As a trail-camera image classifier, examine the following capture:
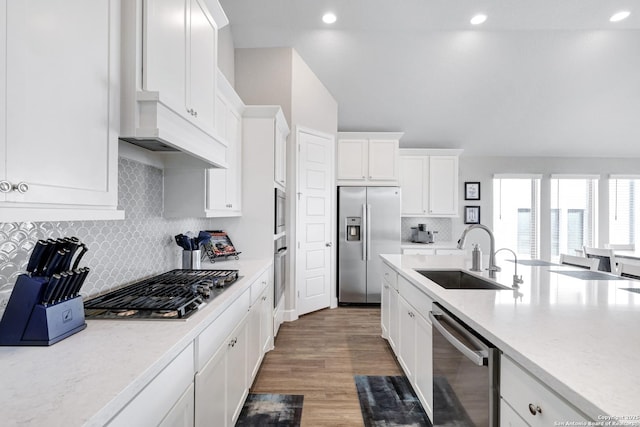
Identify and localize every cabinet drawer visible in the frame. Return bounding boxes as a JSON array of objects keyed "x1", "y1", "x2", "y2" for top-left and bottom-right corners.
[
  {"x1": 382, "y1": 263, "x2": 398, "y2": 290},
  {"x1": 398, "y1": 276, "x2": 433, "y2": 321},
  {"x1": 501, "y1": 356, "x2": 589, "y2": 426},
  {"x1": 250, "y1": 269, "x2": 270, "y2": 305},
  {"x1": 197, "y1": 287, "x2": 250, "y2": 371},
  {"x1": 500, "y1": 399, "x2": 529, "y2": 427},
  {"x1": 108, "y1": 343, "x2": 195, "y2": 427}
]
